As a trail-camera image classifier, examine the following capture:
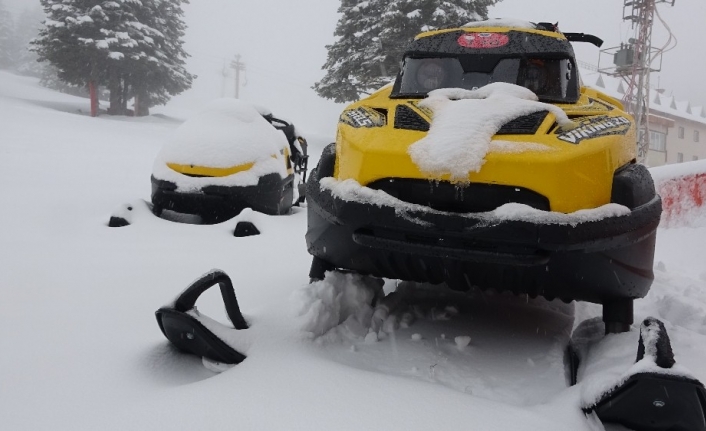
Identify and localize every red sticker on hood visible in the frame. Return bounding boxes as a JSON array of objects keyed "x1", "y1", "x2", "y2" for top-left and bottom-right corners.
[{"x1": 458, "y1": 33, "x2": 510, "y2": 49}]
